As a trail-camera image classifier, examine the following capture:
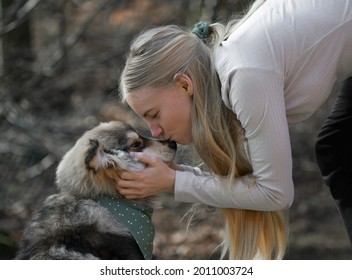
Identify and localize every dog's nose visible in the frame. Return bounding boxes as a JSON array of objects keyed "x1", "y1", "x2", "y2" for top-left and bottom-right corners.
[{"x1": 168, "y1": 141, "x2": 177, "y2": 151}]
